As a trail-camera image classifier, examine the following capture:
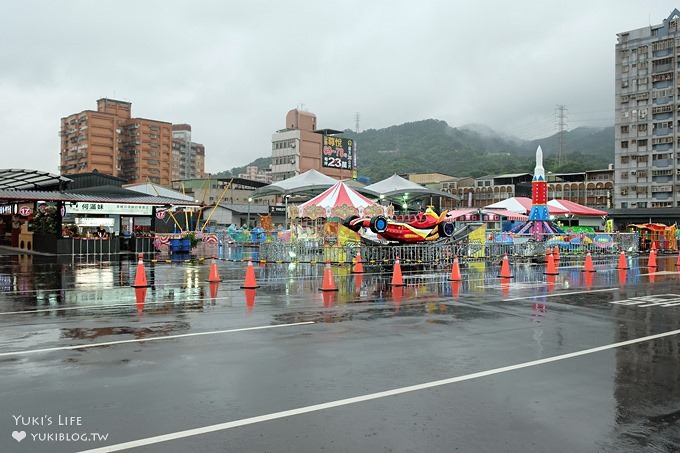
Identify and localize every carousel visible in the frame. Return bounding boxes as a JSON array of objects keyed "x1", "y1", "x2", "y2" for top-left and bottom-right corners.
[{"x1": 287, "y1": 181, "x2": 393, "y2": 245}]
